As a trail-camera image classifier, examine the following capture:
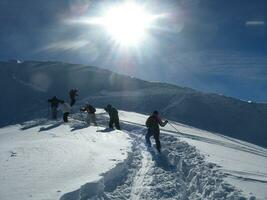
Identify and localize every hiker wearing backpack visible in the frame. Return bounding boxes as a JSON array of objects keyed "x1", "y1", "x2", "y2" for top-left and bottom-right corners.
[
  {"x1": 145, "y1": 111, "x2": 168, "y2": 153},
  {"x1": 80, "y1": 104, "x2": 97, "y2": 126},
  {"x1": 47, "y1": 96, "x2": 64, "y2": 119},
  {"x1": 59, "y1": 101, "x2": 71, "y2": 122},
  {"x1": 69, "y1": 88, "x2": 78, "y2": 107},
  {"x1": 104, "y1": 104, "x2": 121, "y2": 130}
]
